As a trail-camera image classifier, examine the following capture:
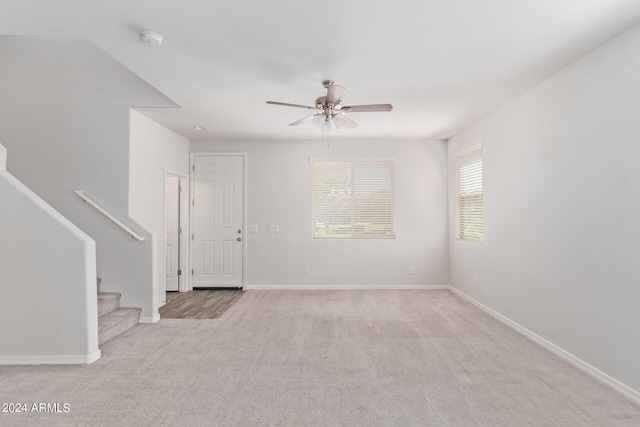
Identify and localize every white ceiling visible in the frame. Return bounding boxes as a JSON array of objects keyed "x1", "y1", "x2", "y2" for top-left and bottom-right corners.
[{"x1": 2, "y1": 0, "x2": 640, "y2": 141}]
